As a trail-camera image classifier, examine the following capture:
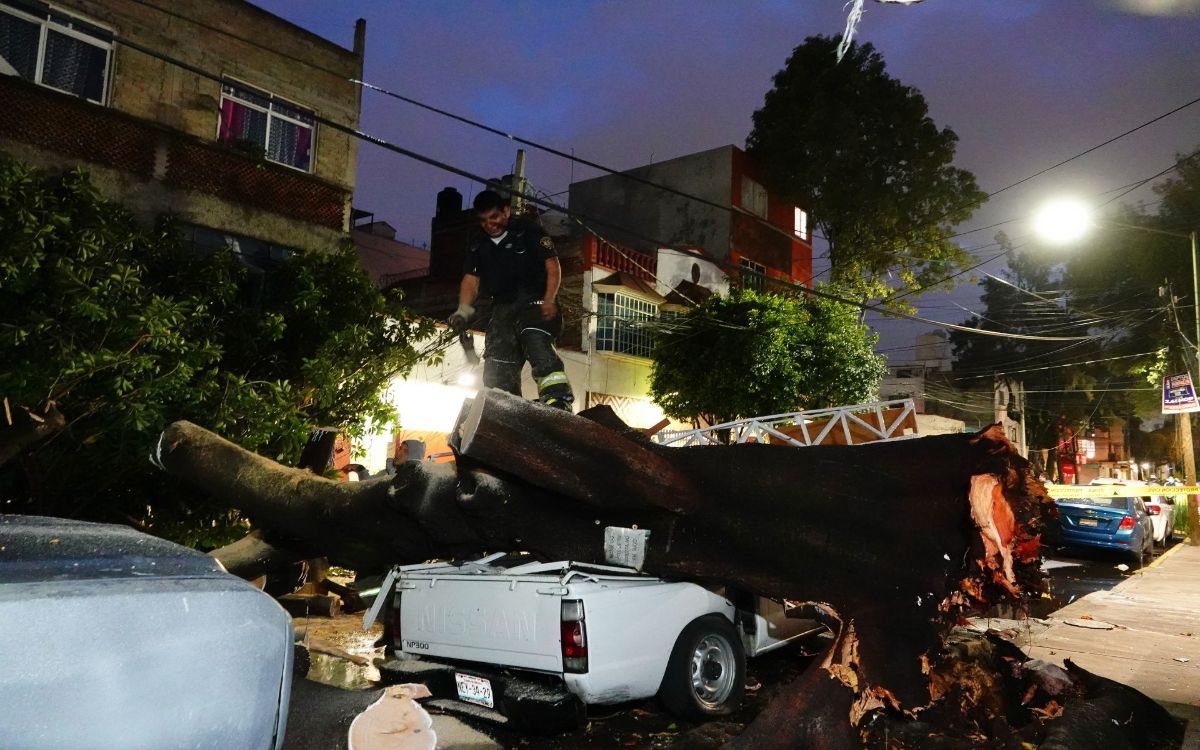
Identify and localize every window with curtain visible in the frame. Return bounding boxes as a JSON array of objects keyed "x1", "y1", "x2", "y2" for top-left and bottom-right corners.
[
  {"x1": 0, "y1": 1, "x2": 111, "y2": 104},
  {"x1": 219, "y1": 81, "x2": 315, "y2": 172},
  {"x1": 596, "y1": 292, "x2": 658, "y2": 358}
]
